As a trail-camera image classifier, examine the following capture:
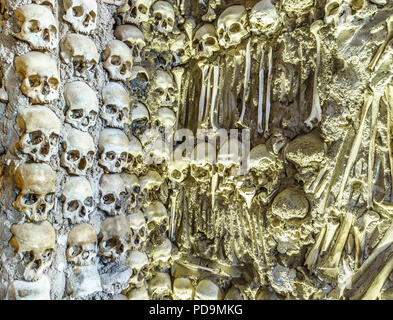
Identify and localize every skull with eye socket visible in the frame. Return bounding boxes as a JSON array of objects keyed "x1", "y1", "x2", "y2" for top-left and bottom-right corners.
[
  {"x1": 144, "y1": 200, "x2": 169, "y2": 235},
  {"x1": 153, "y1": 70, "x2": 176, "y2": 107},
  {"x1": 101, "y1": 82, "x2": 130, "y2": 129},
  {"x1": 152, "y1": 1, "x2": 175, "y2": 35},
  {"x1": 99, "y1": 174, "x2": 129, "y2": 216},
  {"x1": 66, "y1": 224, "x2": 97, "y2": 266},
  {"x1": 217, "y1": 5, "x2": 249, "y2": 49},
  {"x1": 130, "y1": 101, "x2": 151, "y2": 137},
  {"x1": 117, "y1": 0, "x2": 154, "y2": 25},
  {"x1": 170, "y1": 33, "x2": 191, "y2": 66}
]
